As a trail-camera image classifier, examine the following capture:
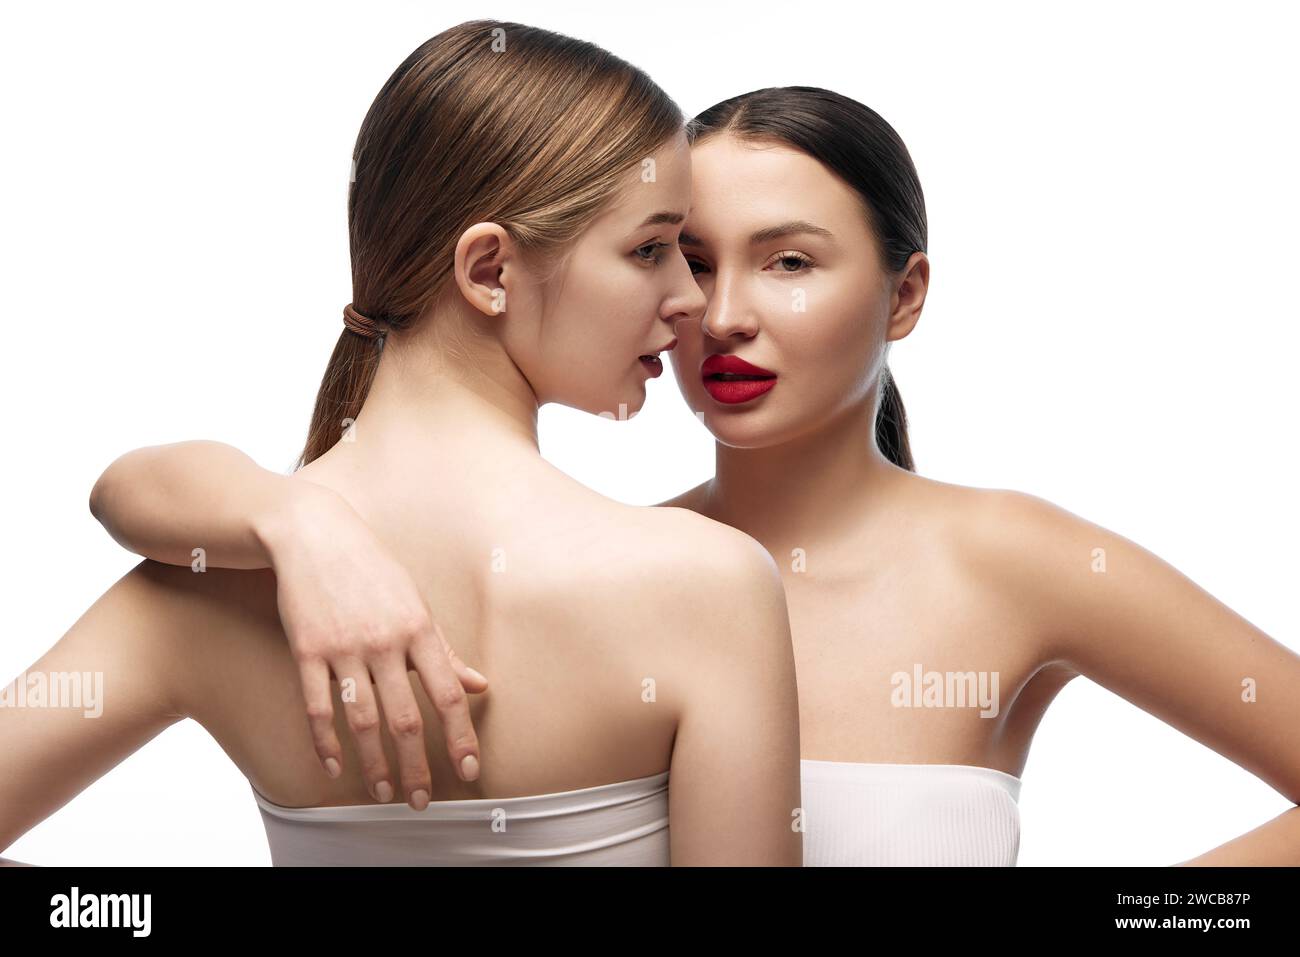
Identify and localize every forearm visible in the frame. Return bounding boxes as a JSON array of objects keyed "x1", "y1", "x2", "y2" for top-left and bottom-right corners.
[
  {"x1": 88, "y1": 440, "x2": 330, "y2": 569},
  {"x1": 1175, "y1": 804, "x2": 1300, "y2": 866}
]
